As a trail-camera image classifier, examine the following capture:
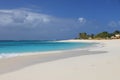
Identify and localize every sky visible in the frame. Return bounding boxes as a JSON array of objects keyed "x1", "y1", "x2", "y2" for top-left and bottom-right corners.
[{"x1": 0, "y1": 0, "x2": 120, "y2": 40}]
